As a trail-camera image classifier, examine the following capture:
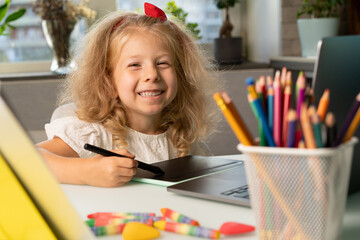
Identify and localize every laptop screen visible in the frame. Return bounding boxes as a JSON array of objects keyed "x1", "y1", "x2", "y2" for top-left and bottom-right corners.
[{"x1": 312, "y1": 35, "x2": 360, "y2": 194}]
